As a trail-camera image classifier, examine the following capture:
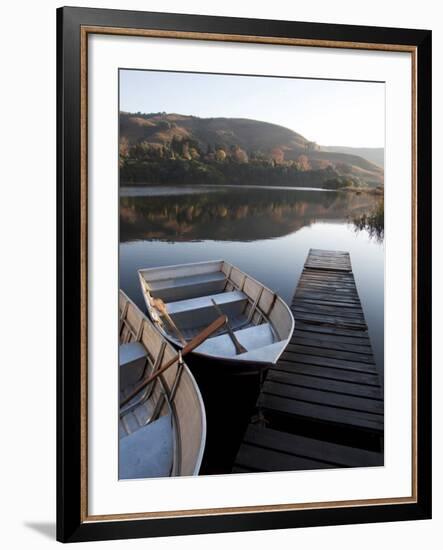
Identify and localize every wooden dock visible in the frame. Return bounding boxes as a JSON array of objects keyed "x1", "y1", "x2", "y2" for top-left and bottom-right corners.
[{"x1": 233, "y1": 249, "x2": 384, "y2": 473}]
